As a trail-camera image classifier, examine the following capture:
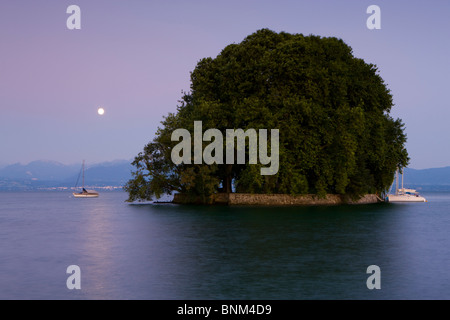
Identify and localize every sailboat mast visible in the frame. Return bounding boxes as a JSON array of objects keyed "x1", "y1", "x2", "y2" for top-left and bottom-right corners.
[
  {"x1": 82, "y1": 160, "x2": 85, "y2": 189},
  {"x1": 396, "y1": 169, "x2": 399, "y2": 195},
  {"x1": 402, "y1": 169, "x2": 404, "y2": 191}
]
